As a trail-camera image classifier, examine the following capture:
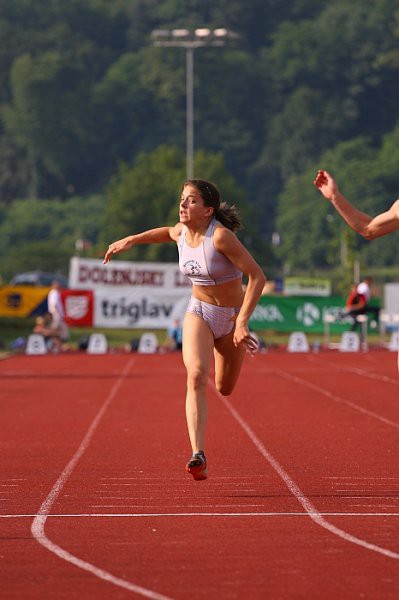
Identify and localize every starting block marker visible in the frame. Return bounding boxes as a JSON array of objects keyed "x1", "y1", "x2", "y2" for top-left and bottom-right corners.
[
  {"x1": 25, "y1": 334, "x2": 47, "y2": 355},
  {"x1": 87, "y1": 333, "x2": 108, "y2": 354},
  {"x1": 288, "y1": 332, "x2": 309, "y2": 353},
  {"x1": 138, "y1": 333, "x2": 158, "y2": 354},
  {"x1": 339, "y1": 331, "x2": 360, "y2": 352}
]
